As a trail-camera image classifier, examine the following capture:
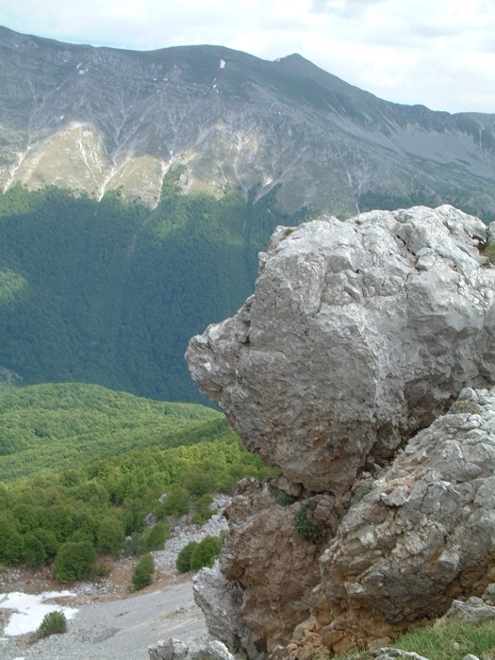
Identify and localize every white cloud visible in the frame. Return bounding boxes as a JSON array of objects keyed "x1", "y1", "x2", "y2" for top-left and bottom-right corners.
[{"x1": 0, "y1": 0, "x2": 494, "y2": 113}]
